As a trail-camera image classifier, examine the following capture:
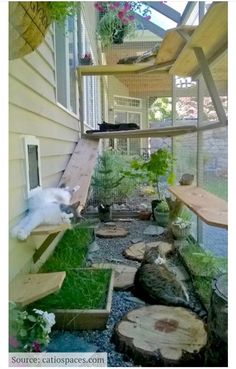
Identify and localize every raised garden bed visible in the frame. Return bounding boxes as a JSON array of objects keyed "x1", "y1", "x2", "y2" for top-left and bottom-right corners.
[{"x1": 30, "y1": 268, "x2": 114, "y2": 330}]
